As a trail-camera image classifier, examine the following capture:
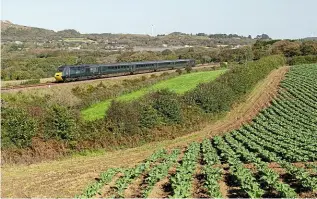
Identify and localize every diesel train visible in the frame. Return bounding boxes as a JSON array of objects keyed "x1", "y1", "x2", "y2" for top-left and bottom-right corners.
[{"x1": 54, "y1": 59, "x2": 195, "y2": 82}]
